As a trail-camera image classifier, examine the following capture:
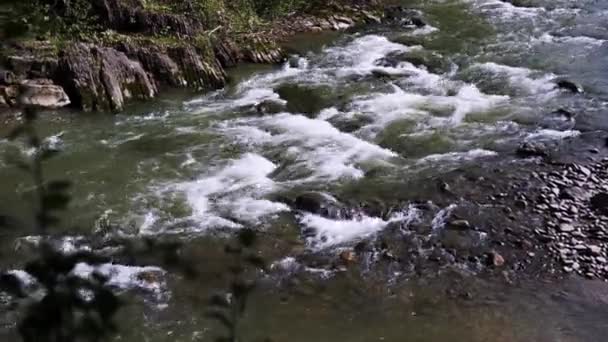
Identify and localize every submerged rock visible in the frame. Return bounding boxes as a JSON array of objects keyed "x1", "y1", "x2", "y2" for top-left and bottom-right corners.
[
  {"x1": 552, "y1": 108, "x2": 577, "y2": 119},
  {"x1": 556, "y1": 80, "x2": 584, "y2": 94},
  {"x1": 384, "y1": 6, "x2": 427, "y2": 28},
  {"x1": 293, "y1": 192, "x2": 347, "y2": 219},
  {"x1": 275, "y1": 84, "x2": 334, "y2": 117},
  {"x1": 255, "y1": 99, "x2": 286, "y2": 115},
  {"x1": 590, "y1": 193, "x2": 608, "y2": 214}
]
